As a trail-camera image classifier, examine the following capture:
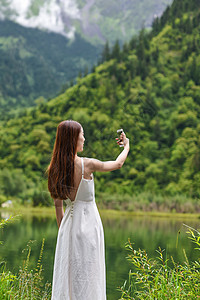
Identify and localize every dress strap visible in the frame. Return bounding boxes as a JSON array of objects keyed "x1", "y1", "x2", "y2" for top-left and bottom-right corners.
[{"x1": 81, "y1": 157, "x2": 84, "y2": 178}]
